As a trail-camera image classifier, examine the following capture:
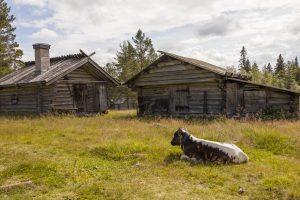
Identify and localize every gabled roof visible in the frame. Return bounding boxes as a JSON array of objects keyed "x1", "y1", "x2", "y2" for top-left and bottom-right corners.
[
  {"x1": 0, "y1": 52, "x2": 119, "y2": 87},
  {"x1": 124, "y1": 51, "x2": 300, "y2": 95},
  {"x1": 227, "y1": 77, "x2": 300, "y2": 94},
  {"x1": 159, "y1": 51, "x2": 228, "y2": 75},
  {"x1": 125, "y1": 51, "x2": 247, "y2": 85}
]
